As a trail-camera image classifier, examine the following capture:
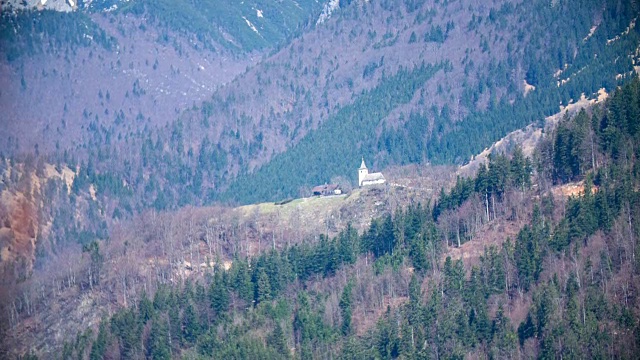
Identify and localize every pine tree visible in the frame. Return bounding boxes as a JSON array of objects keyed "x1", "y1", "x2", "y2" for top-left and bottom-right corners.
[
  {"x1": 339, "y1": 282, "x2": 354, "y2": 335},
  {"x1": 337, "y1": 223, "x2": 358, "y2": 265},
  {"x1": 138, "y1": 291, "x2": 153, "y2": 324},
  {"x1": 182, "y1": 302, "x2": 200, "y2": 344},
  {"x1": 256, "y1": 269, "x2": 272, "y2": 304},
  {"x1": 232, "y1": 258, "x2": 254, "y2": 303},
  {"x1": 89, "y1": 321, "x2": 108, "y2": 360},
  {"x1": 167, "y1": 297, "x2": 182, "y2": 350},
  {"x1": 376, "y1": 316, "x2": 400, "y2": 359},
  {"x1": 267, "y1": 322, "x2": 289, "y2": 357},
  {"x1": 153, "y1": 286, "x2": 170, "y2": 312},
  {"x1": 510, "y1": 145, "x2": 531, "y2": 191},
  {"x1": 517, "y1": 313, "x2": 535, "y2": 346},
  {"x1": 148, "y1": 316, "x2": 171, "y2": 360},
  {"x1": 444, "y1": 257, "x2": 465, "y2": 298},
  {"x1": 209, "y1": 270, "x2": 230, "y2": 315},
  {"x1": 110, "y1": 308, "x2": 141, "y2": 358}
]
